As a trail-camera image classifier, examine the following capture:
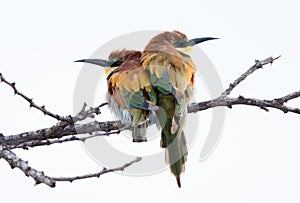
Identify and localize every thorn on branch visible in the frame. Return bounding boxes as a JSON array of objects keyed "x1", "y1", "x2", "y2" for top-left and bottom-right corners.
[
  {"x1": 11, "y1": 82, "x2": 17, "y2": 94},
  {"x1": 238, "y1": 95, "x2": 245, "y2": 100},
  {"x1": 259, "y1": 105, "x2": 269, "y2": 112},
  {"x1": 101, "y1": 168, "x2": 107, "y2": 175},
  {"x1": 270, "y1": 56, "x2": 281, "y2": 65},
  {"x1": 29, "y1": 99, "x2": 34, "y2": 108},
  {"x1": 94, "y1": 108, "x2": 101, "y2": 115},
  {"x1": 282, "y1": 108, "x2": 288, "y2": 114},
  {"x1": 80, "y1": 103, "x2": 87, "y2": 114},
  {"x1": 35, "y1": 181, "x2": 41, "y2": 186}
]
